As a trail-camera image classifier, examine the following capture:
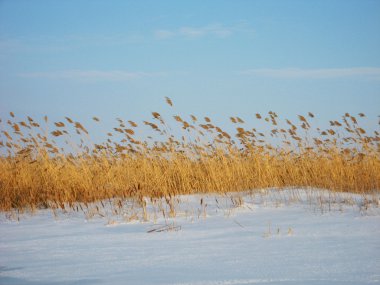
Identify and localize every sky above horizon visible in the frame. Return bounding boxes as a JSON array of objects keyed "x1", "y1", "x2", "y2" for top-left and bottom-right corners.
[{"x1": 0, "y1": 0, "x2": 379, "y2": 136}]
